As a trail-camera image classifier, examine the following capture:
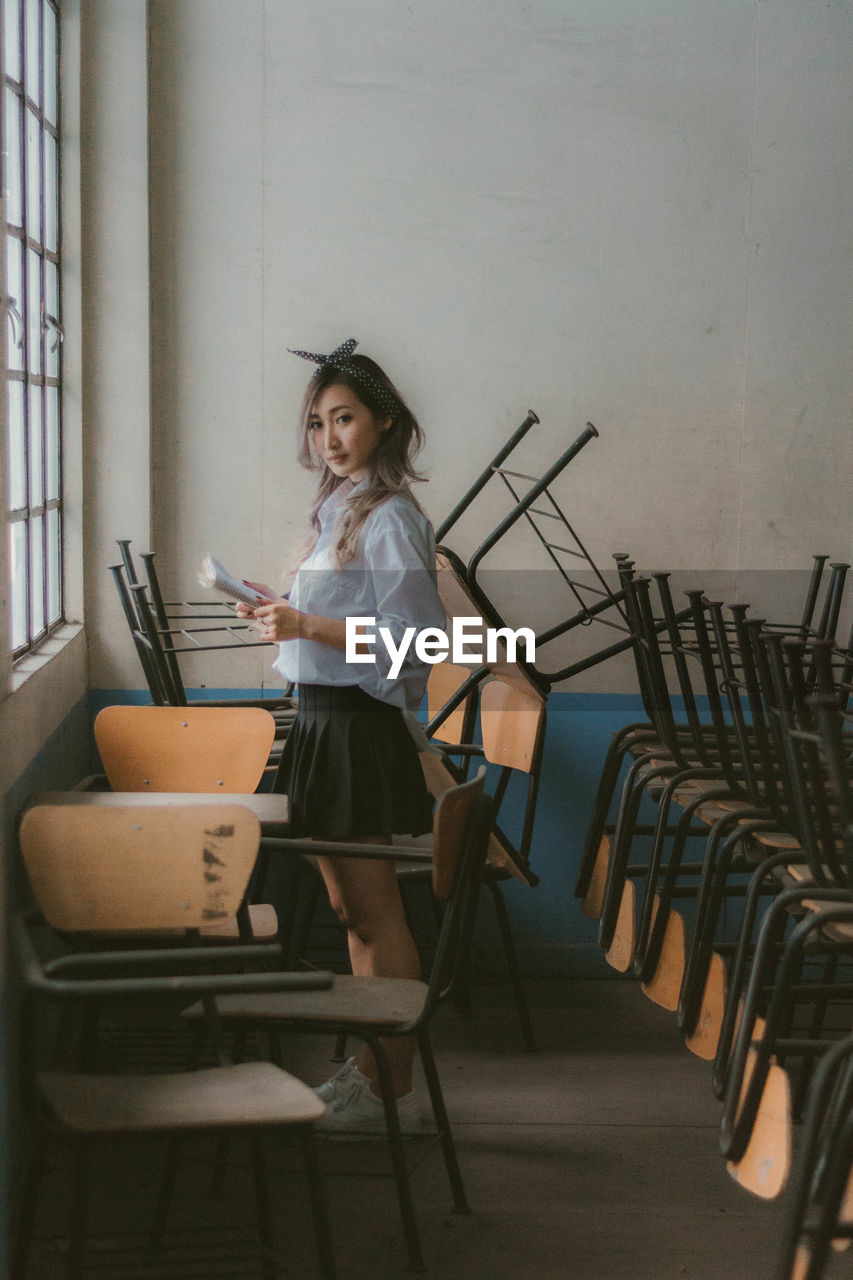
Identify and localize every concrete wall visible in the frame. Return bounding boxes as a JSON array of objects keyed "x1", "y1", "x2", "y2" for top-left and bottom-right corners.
[{"x1": 128, "y1": 0, "x2": 853, "y2": 704}]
